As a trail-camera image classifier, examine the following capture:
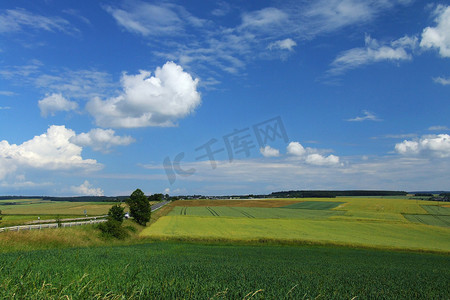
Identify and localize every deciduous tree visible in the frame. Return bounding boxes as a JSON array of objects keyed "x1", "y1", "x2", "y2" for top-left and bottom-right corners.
[{"x1": 126, "y1": 189, "x2": 151, "y2": 226}]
